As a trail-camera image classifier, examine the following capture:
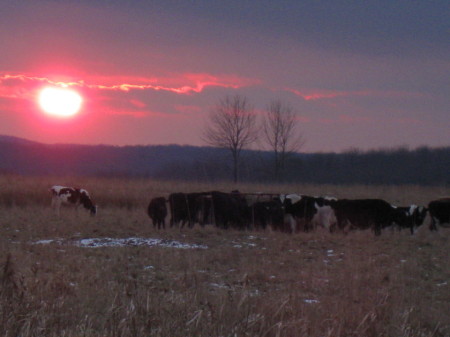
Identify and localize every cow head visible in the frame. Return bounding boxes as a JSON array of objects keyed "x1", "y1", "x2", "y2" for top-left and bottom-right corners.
[
  {"x1": 79, "y1": 190, "x2": 97, "y2": 216},
  {"x1": 90, "y1": 205, "x2": 98, "y2": 216}
]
